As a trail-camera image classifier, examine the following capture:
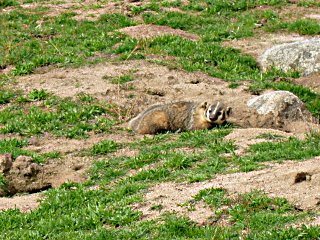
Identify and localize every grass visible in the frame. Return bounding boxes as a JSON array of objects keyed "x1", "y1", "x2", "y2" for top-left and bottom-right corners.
[
  {"x1": 0, "y1": 128, "x2": 320, "y2": 238},
  {"x1": 1, "y1": 11, "x2": 135, "y2": 75},
  {"x1": 0, "y1": 0, "x2": 18, "y2": 8},
  {"x1": 298, "y1": 0, "x2": 320, "y2": 7},
  {"x1": 0, "y1": 89, "x2": 15, "y2": 104},
  {"x1": 194, "y1": 188, "x2": 306, "y2": 238},
  {"x1": 0, "y1": 138, "x2": 60, "y2": 163},
  {"x1": 267, "y1": 18, "x2": 320, "y2": 35},
  {"x1": 0, "y1": 89, "x2": 117, "y2": 138},
  {"x1": 110, "y1": 74, "x2": 134, "y2": 84},
  {"x1": 91, "y1": 140, "x2": 119, "y2": 155},
  {"x1": 237, "y1": 132, "x2": 320, "y2": 171}
]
